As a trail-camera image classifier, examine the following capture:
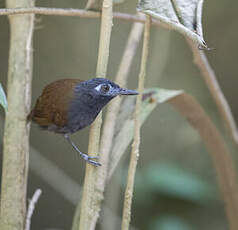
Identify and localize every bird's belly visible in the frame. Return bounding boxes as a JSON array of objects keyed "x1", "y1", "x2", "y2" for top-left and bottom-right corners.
[
  {"x1": 66, "y1": 112, "x2": 98, "y2": 134},
  {"x1": 41, "y1": 122, "x2": 86, "y2": 134},
  {"x1": 40, "y1": 124, "x2": 72, "y2": 134}
]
